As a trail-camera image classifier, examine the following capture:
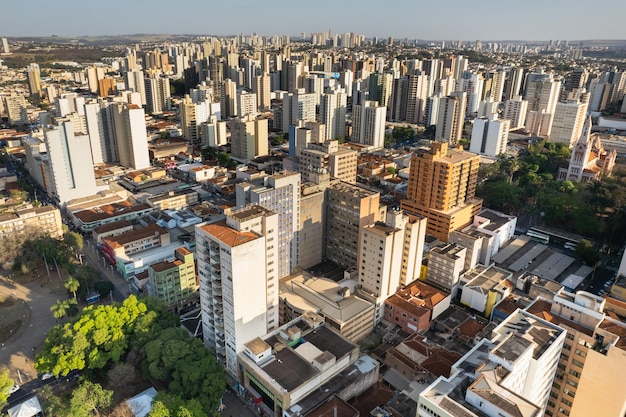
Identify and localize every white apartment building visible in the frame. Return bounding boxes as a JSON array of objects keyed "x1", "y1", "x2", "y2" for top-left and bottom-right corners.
[
  {"x1": 524, "y1": 70, "x2": 562, "y2": 137},
  {"x1": 504, "y1": 95, "x2": 528, "y2": 129},
  {"x1": 436, "y1": 92, "x2": 467, "y2": 145},
  {"x1": 319, "y1": 90, "x2": 347, "y2": 141},
  {"x1": 196, "y1": 205, "x2": 279, "y2": 378},
  {"x1": 237, "y1": 90, "x2": 258, "y2": 118},
  {"x1": 236, "y1": 171, "x2": 300, "y2": 278},
  {"x1": 550, "y1": 99, "x2": 589, "y2": 148},
  {"x1": 352, "y1": 100, "x2": 386, "y2": 149},
  {"x1": 470, "y1": 115, "x2": 510, "y2": 158},
  {"x1": 111, "y1": 103, "x2": 151, "y2": 170},
  {"x1": 44, "y1": 121, "x2": 99, "y2": 204}
]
